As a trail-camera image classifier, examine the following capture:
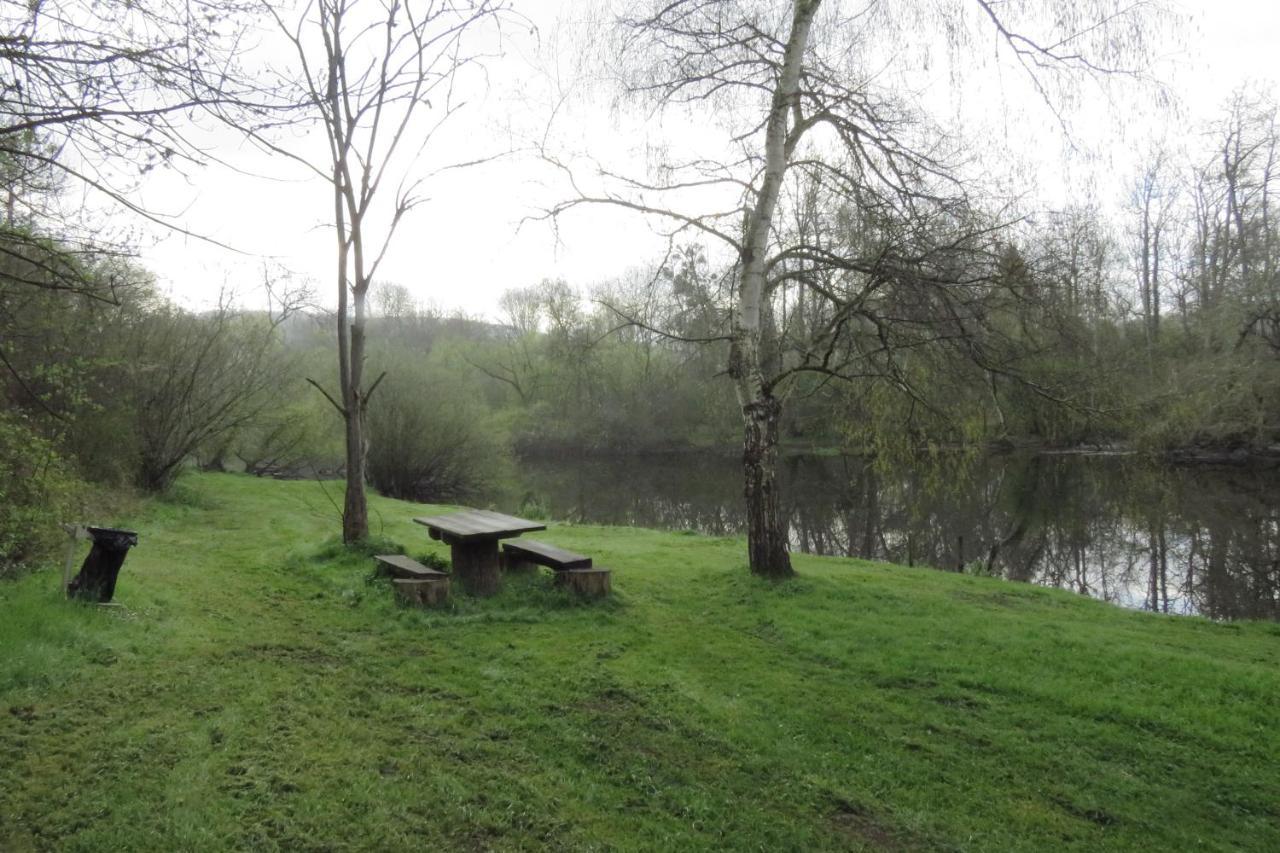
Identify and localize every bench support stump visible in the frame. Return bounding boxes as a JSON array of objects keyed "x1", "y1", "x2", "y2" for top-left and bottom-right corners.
[
  {"x1": 555, "y1": 568, "x2": 611, "y2": 598},
  {"x1": 450, "y1": 541, "x2": 501, "y2": 597},
  {"x1": 393, "y1": 578, "x2": 451, "y2": 607}
]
